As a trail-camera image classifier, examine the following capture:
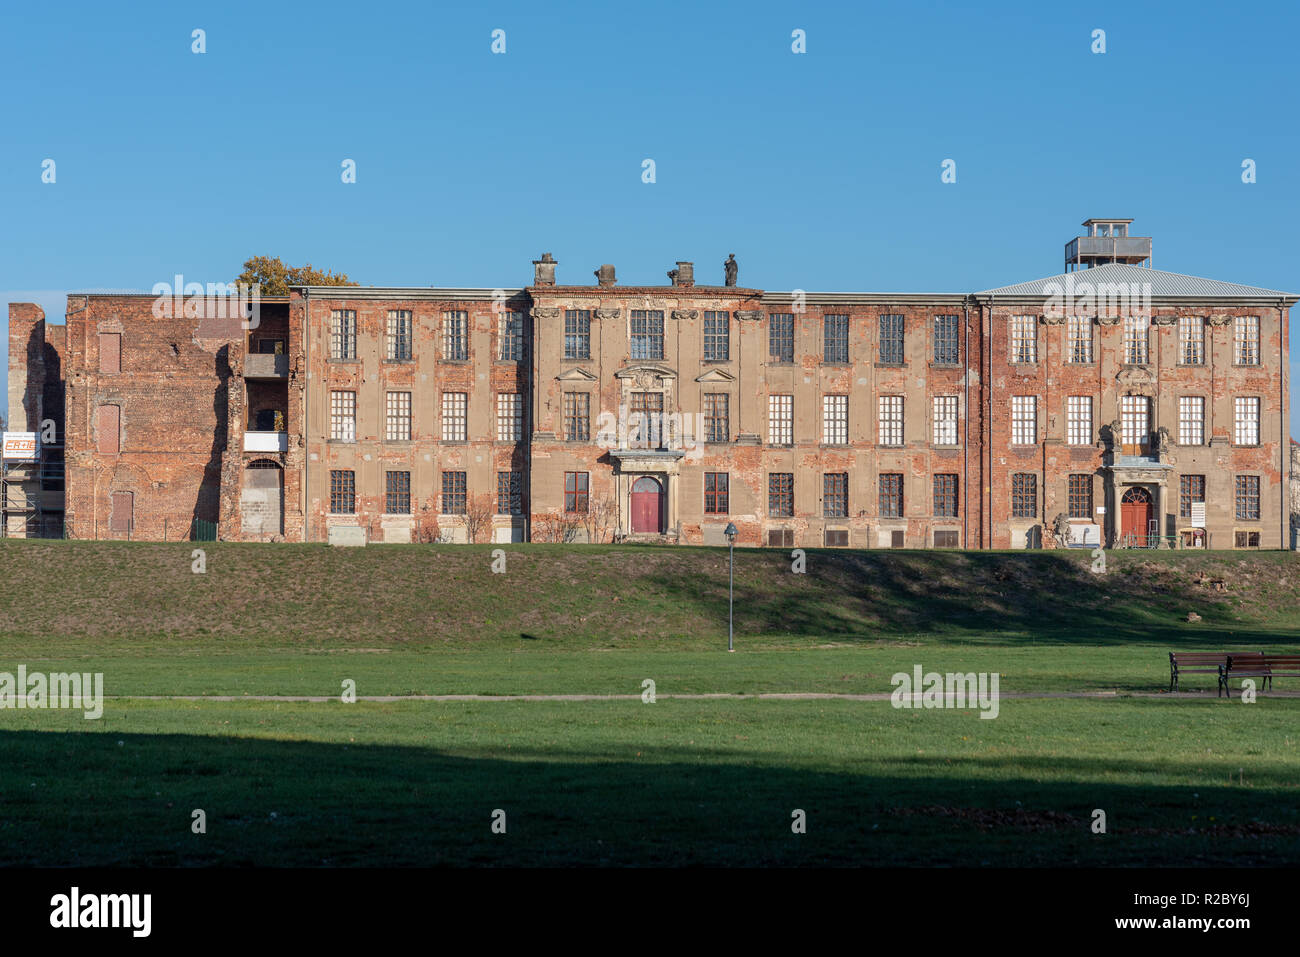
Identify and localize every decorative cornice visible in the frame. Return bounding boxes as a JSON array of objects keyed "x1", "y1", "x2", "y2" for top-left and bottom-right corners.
[
  {"x1": 735, "y1": 310, "x2": 763, "y2": 321},
  {"x1": 1095, "y1": 314, "x2": 1122, "y2": 326},
  {"x1": 530, "y1": 307, "x2": 560, "y2": 320},
  {"x1": 594, "y1": 308, "x2": 621, "y2": 320},
  {"x1": 1206, "y1": 313, "x2": 1232, "y2": 326},
  {"x1": 671, "y1": 310, "x2": 698, "y2": 321},
  {"x1": 1038, "y1": 314, "x2": 1066, "y2": 325},
  {"x1": 1150, "y1": 315, "x2": 1179, "y2": 326}
]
